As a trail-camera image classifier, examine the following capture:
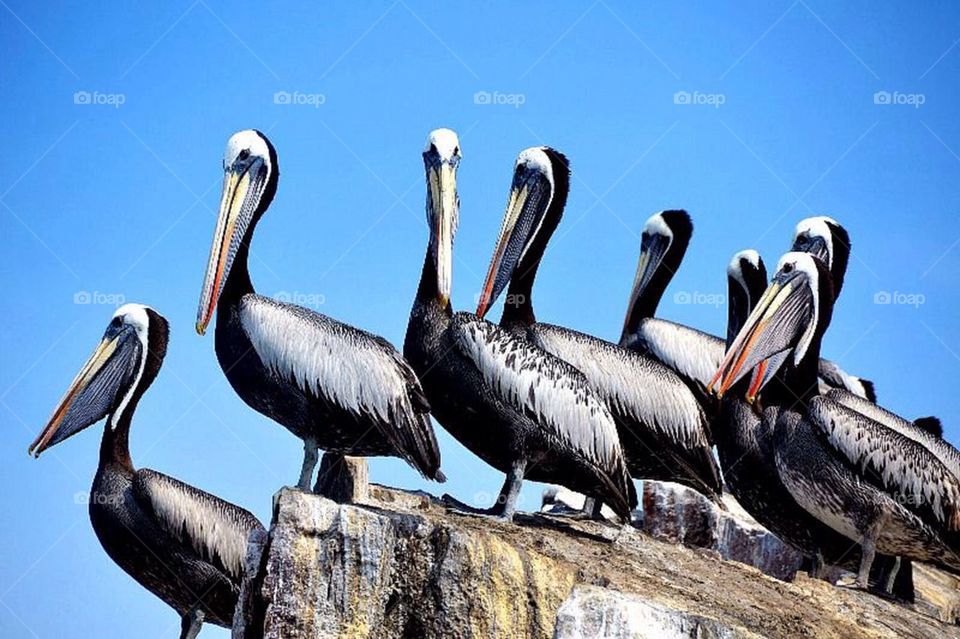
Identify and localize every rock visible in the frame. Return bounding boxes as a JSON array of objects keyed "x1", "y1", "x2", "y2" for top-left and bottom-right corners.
[
  {"x1": 642, "y1": 481, "x2": 804, "y2": 582},
  {"x1": 313, "y1": 453, "x2": 369, "y2": 503},
  {"x1": 554, "y1": 585, "x2": 761, "y2": 639},
  {"x1": 235, "y1": 484, "x2": 960, "y2": 639}
]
